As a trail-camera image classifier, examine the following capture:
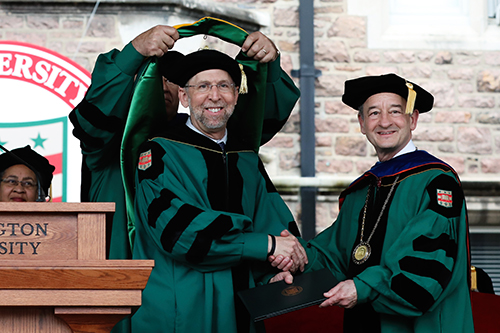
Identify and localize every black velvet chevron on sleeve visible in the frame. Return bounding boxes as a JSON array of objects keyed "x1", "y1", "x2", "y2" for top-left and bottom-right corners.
[
  {"x1": 186, "y1": 214, "x2": 234, "y2": 264},
  {"x1": 160, "y1": 204, "x2": 203, "y2": 253},
  {"x1": 76, "y1": 98, "x2": 124, "y2": 133},
  {"x1": 147, "y1": 188, "x2": 177, "y2": 228},
  {"x1": 69, "y1": 110, "x2": 103, "y2": 150},
  {"x1": 413, "y1": 234, "x2": 457, "y2": 260},
  {"x1": 391, "y1": 274, "x2": 435, "y2": 313},
  {"x1": 68, "y1": 99, "x2": 124, "y2": 150},
  {"x1": 398, "y1": 257, "x2": 452, "y2": 290},
  {"x1": 391, "y1": 230, "x2": 458, "y2": 312}
]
